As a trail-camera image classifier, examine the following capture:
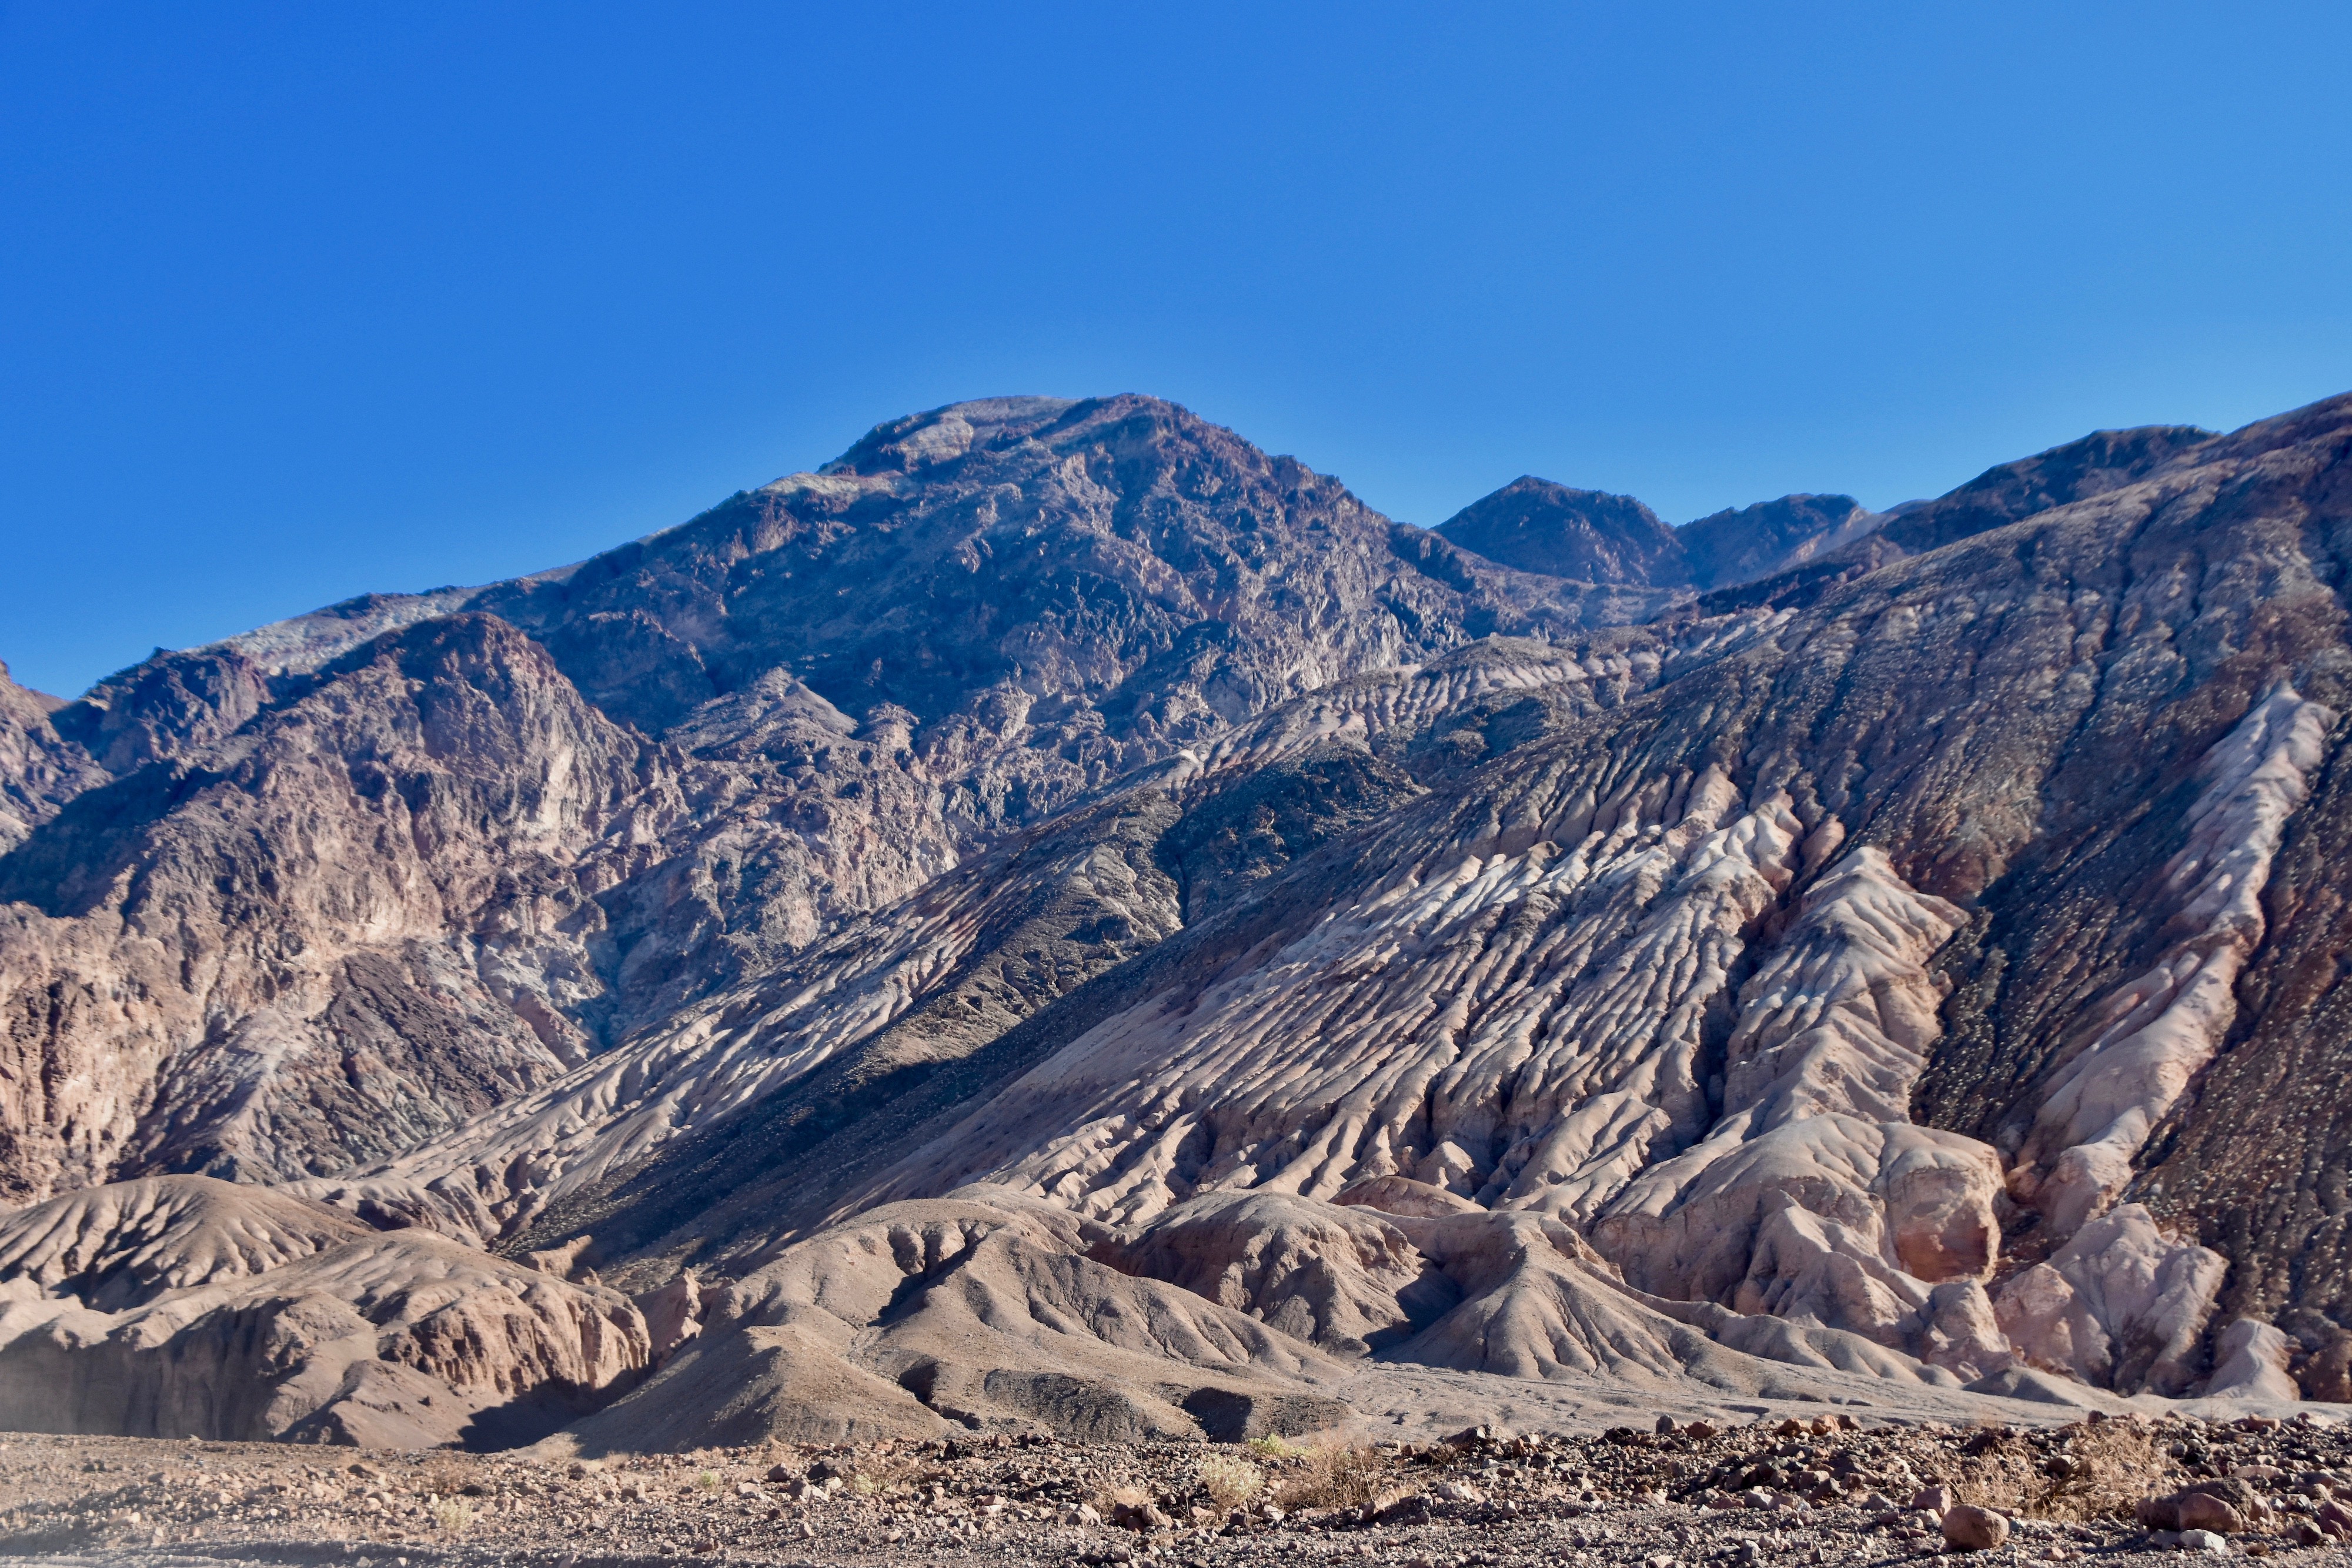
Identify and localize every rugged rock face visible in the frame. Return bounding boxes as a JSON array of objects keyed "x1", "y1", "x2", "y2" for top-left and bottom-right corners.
[
  {"x1": 3, "y1": 387, "x2": 2351, "y2": 1447},
  {"x1": 799, "y1": 390, "x2": 2352, "y2": 1400},
  {"x1": 556, "y1": 1181, "x2": 2051, "y2": 1453},
  {"x1": 0, "y1": 659, "x2": 103, "y2": 854},
  {"x1": 0, "y1": 616, "x2": 639, "y2": 1197},
  {"x1": 0, "y1": 397, "x2": 1626, "y2": 1200}
]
